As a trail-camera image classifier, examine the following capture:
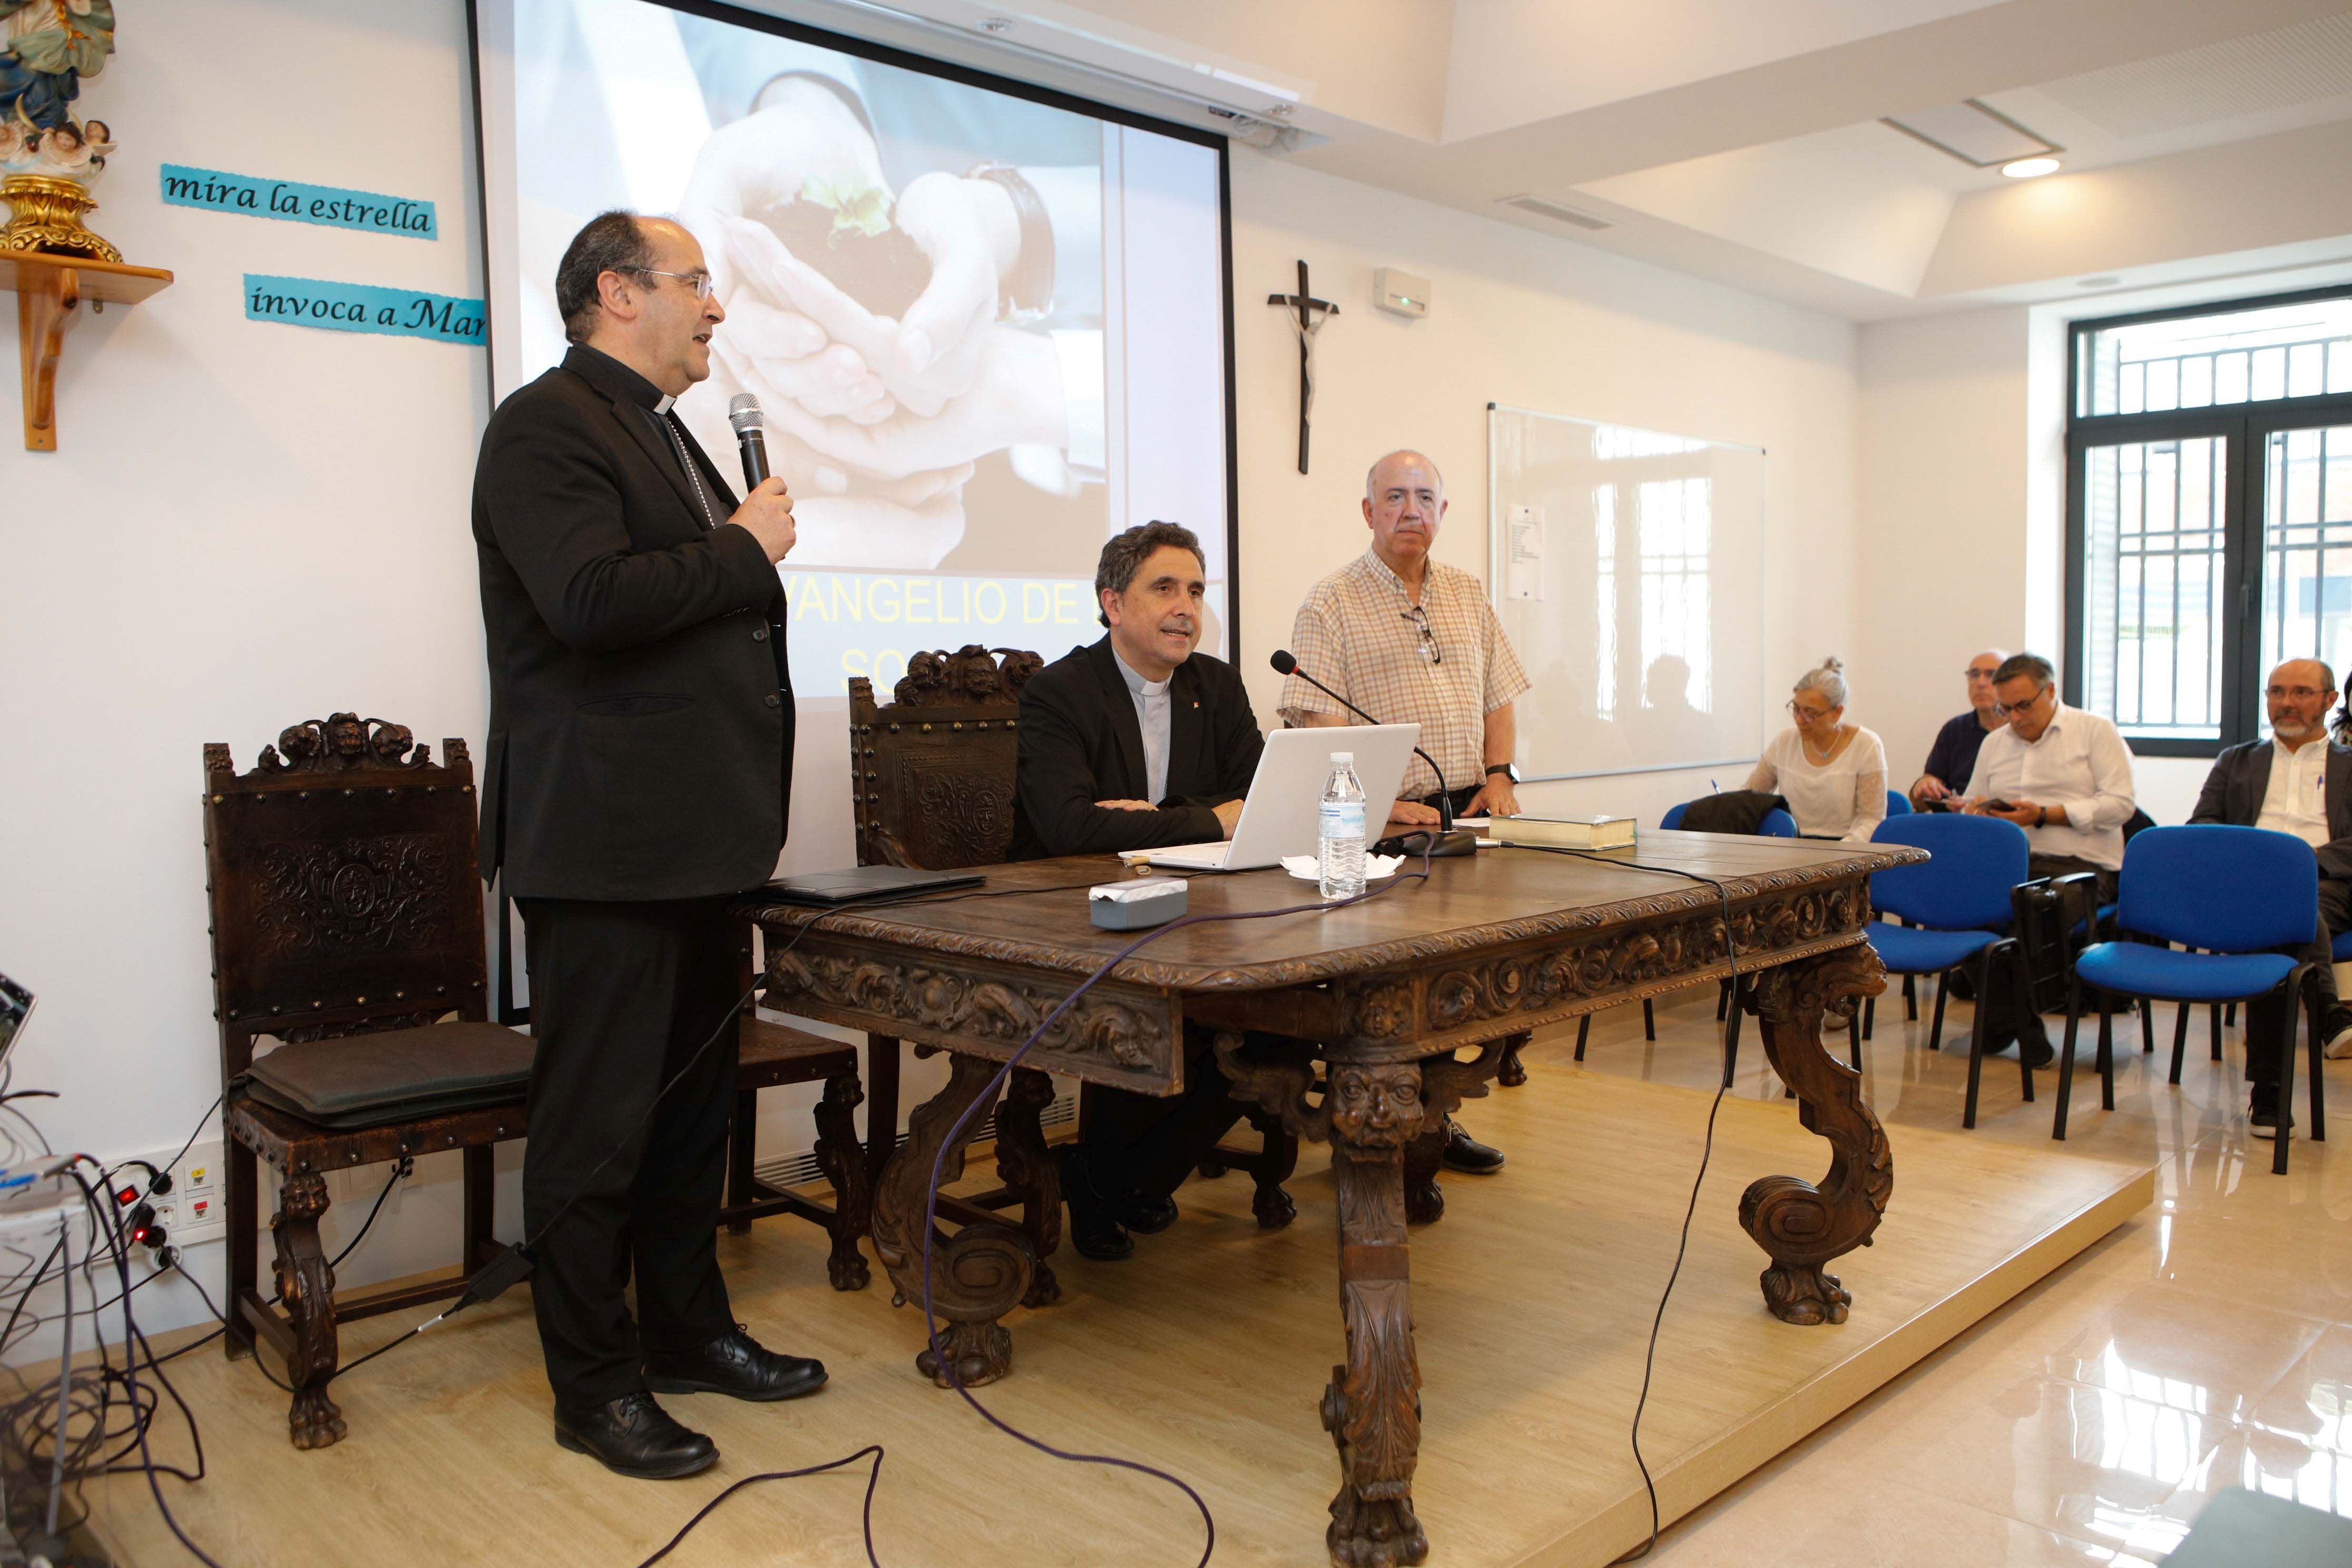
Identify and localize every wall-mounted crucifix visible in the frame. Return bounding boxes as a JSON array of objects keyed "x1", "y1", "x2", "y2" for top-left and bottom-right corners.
[{"x1": 1268, "y1": 258, "x2": 1337, "y2": 475}]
